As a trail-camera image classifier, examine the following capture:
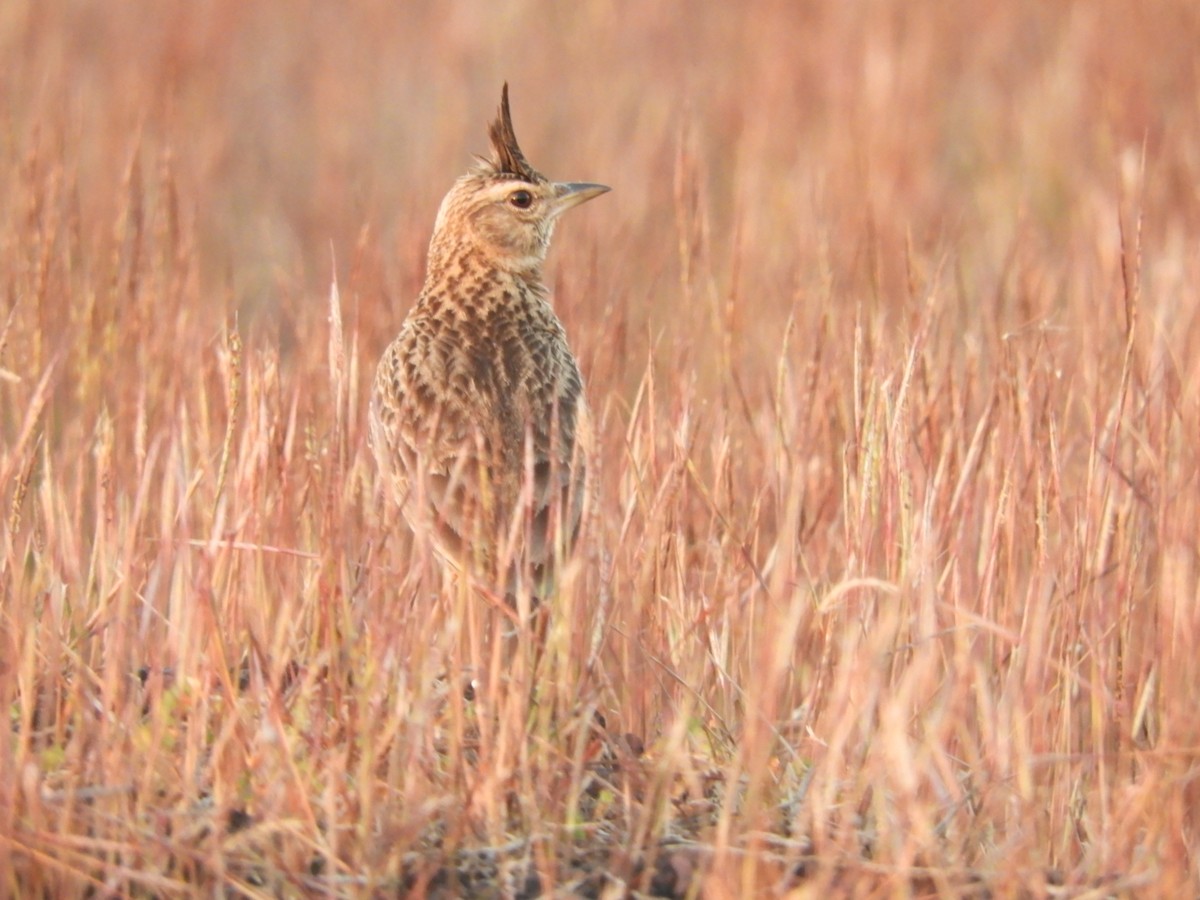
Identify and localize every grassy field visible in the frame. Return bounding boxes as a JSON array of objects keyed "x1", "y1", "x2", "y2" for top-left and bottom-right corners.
[{"x1": 3, "y1": 1, "x2": 1200, "y2": 896}]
